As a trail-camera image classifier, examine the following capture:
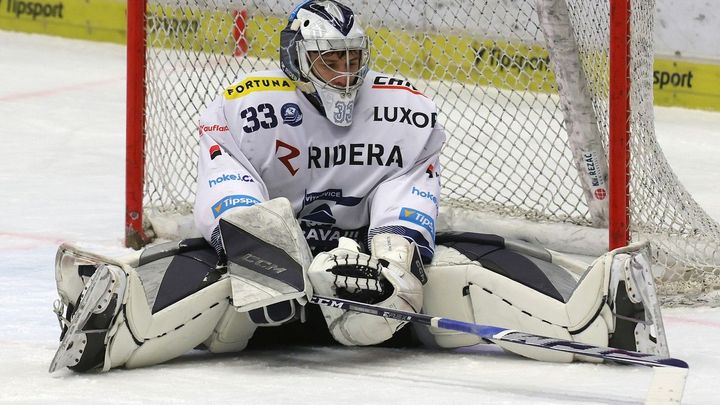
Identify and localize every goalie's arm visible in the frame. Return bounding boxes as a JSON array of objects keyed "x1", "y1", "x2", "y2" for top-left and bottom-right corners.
[
  {"x1": 194, "y1": 97, "x2": 270, "y2": 247},
  {"x1": 367, "y1": 156, "x2": 442, "y2": 263},
  {"x1": 367, "y1": 118, "x2": 444, "y2": 262}
]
